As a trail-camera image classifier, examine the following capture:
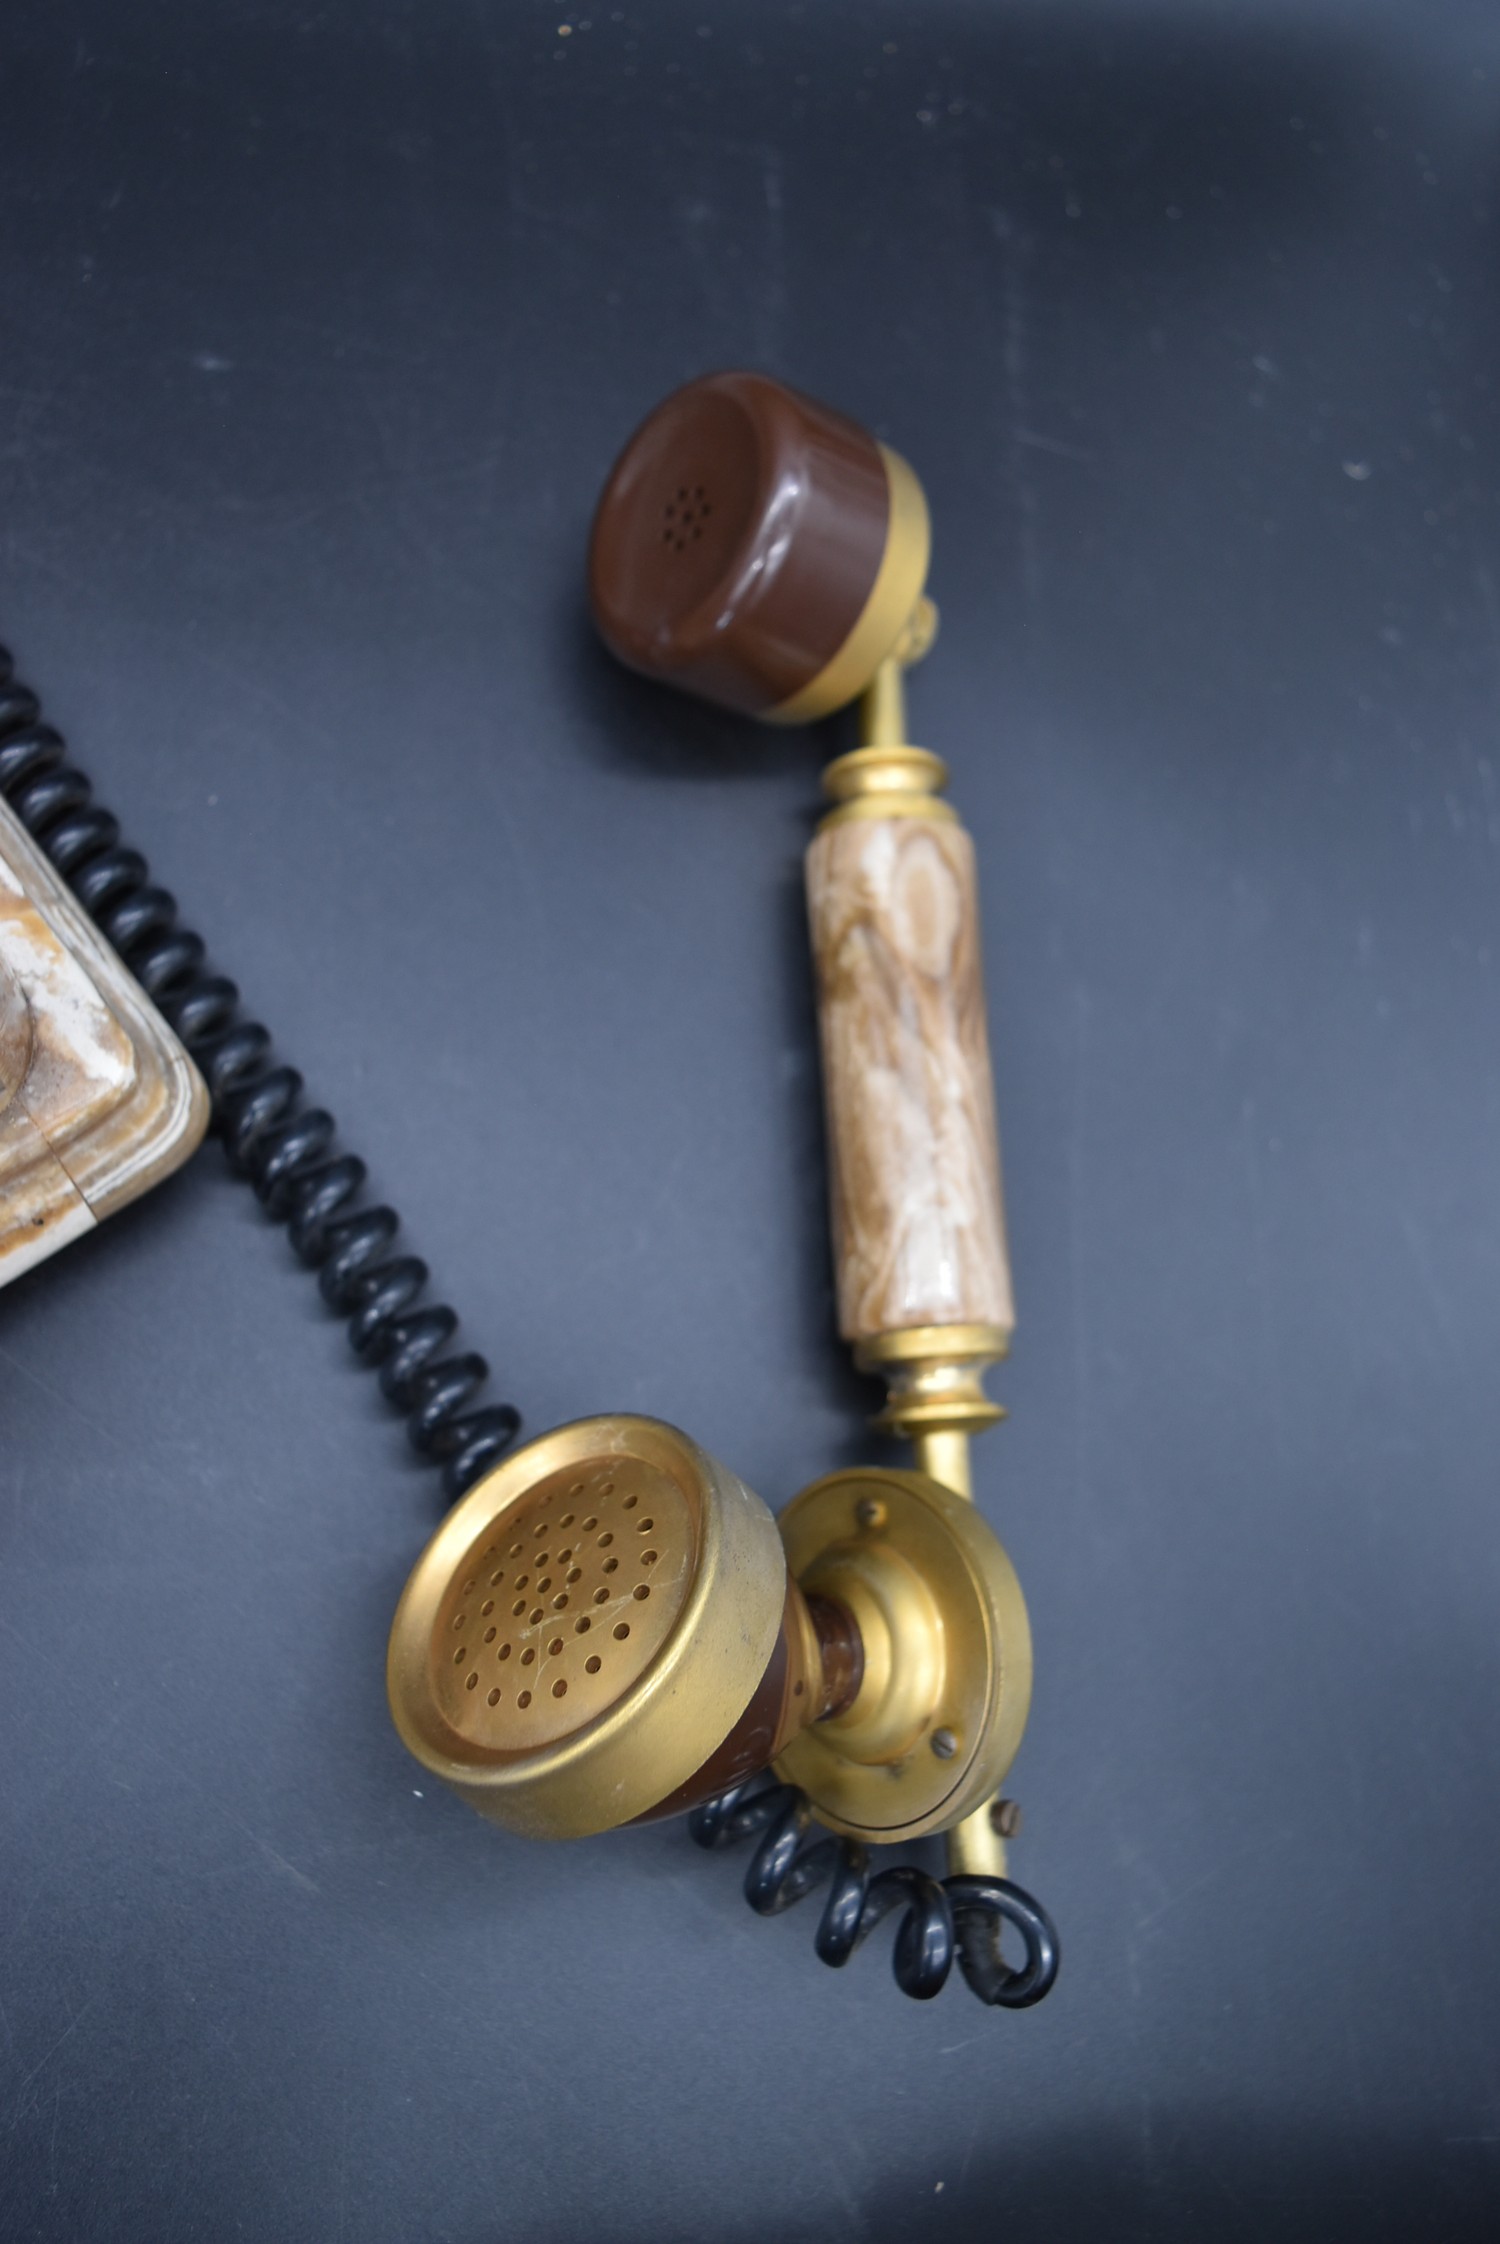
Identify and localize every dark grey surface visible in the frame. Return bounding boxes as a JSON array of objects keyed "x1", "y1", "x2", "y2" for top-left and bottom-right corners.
[{"x1": 2, "y1": 2, "x2": 1498, "y2": 2237}]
